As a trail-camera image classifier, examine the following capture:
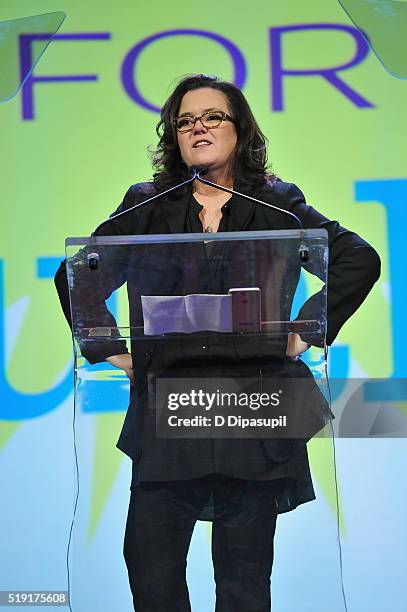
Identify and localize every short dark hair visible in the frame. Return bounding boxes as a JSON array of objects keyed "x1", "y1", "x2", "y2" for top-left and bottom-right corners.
[{"x1": 150, "y1": 74, "x2": 275, "y2": 192}]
